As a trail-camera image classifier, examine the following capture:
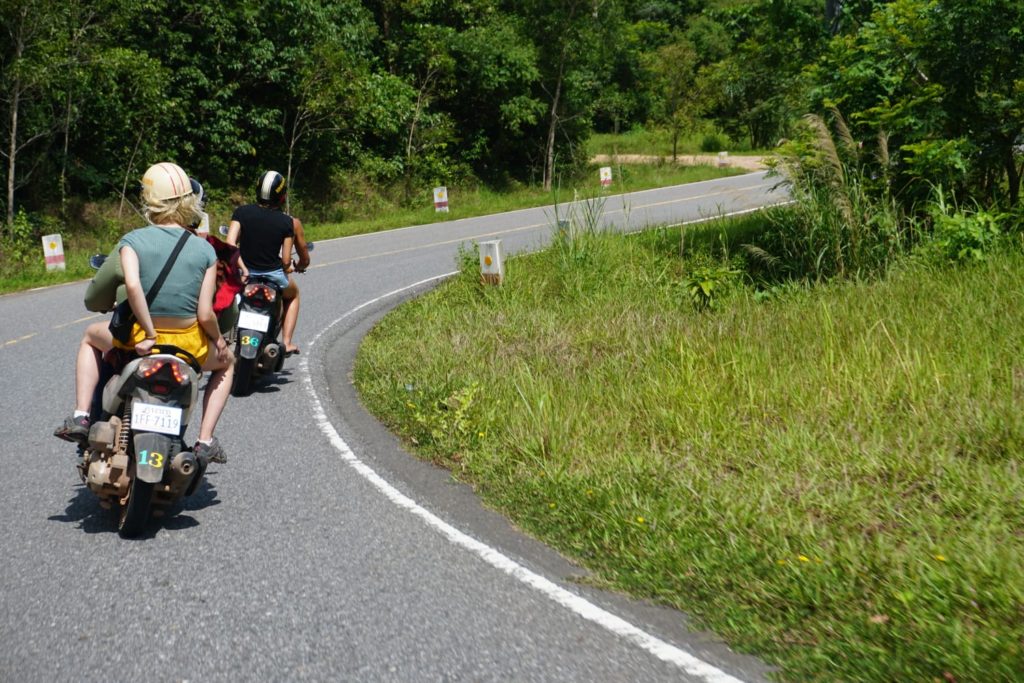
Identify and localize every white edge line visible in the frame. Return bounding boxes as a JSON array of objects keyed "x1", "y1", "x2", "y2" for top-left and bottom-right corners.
[{"x1": 298, "y1": 273, "x2": 746, "y2": 683}]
